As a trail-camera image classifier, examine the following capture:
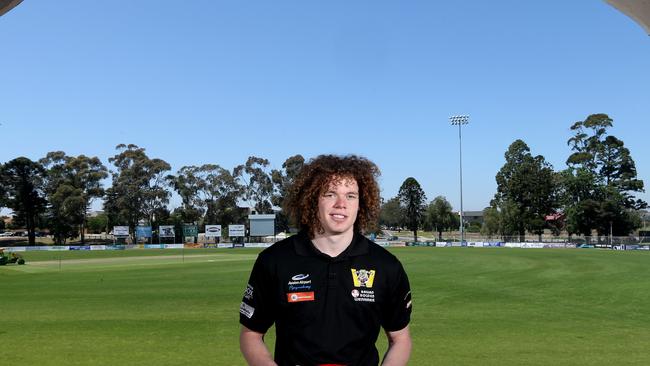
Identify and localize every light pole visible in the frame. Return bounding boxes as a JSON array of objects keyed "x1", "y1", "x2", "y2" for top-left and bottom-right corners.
[{"x1": 450, "y1": 115, "x2": 469, "y2": 244}]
